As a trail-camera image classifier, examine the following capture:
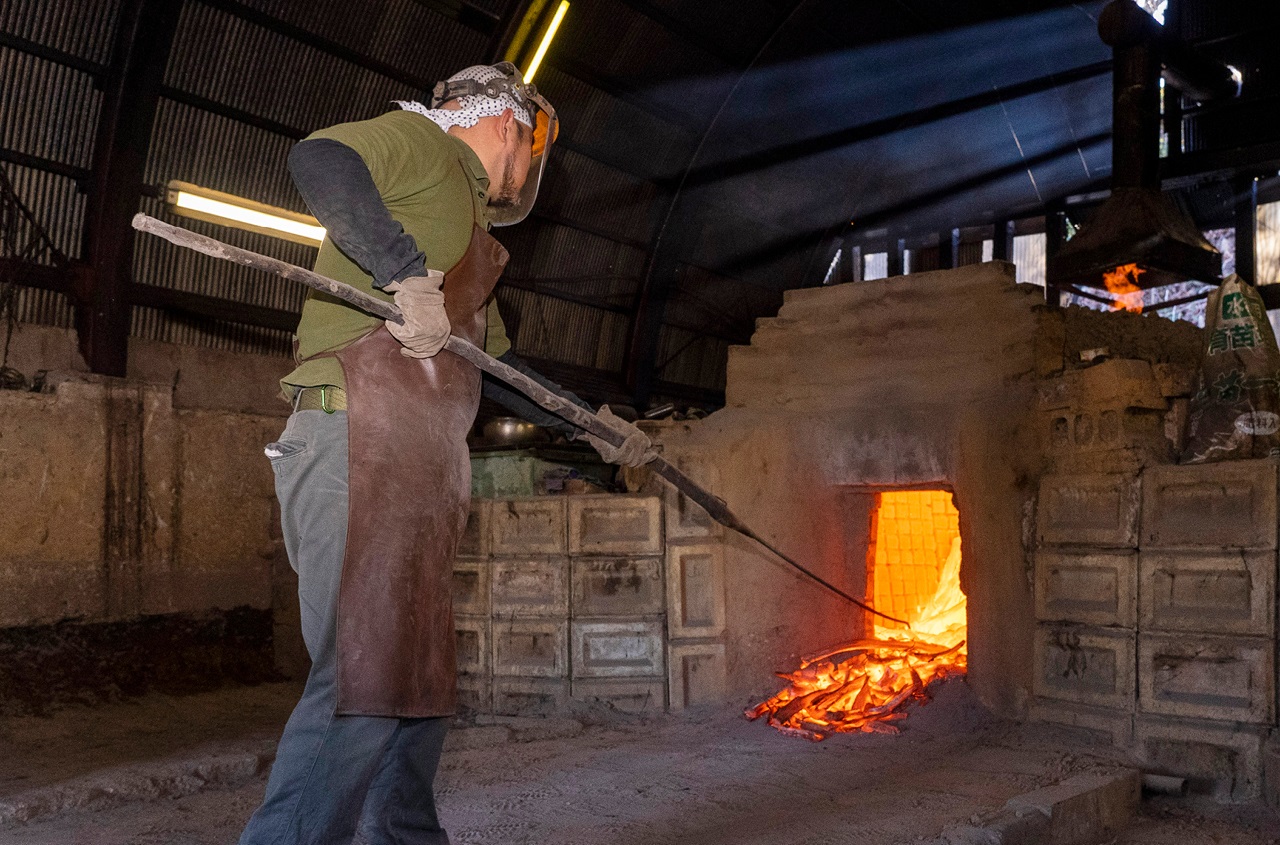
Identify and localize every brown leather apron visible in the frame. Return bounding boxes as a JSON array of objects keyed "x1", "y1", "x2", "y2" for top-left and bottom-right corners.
[{"x1": 332, "y1": 222, "x2": 507, "y2": 717}]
